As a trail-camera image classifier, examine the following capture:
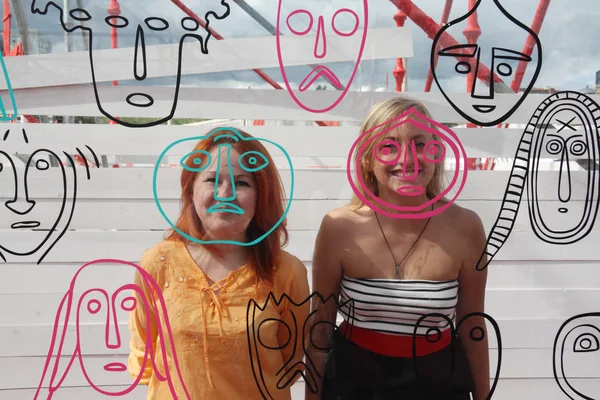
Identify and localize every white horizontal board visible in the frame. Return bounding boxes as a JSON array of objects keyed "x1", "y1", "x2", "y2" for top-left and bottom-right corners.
[
  {"x1": 4, "y1": 28, "x2": 412, "y2": 91},
  {"x1": 10, "y1": 88, "x2": 597, "y2": 123},
  {"x1": 0, "y1": 122, "x2": 531, "y2": 158},
  {"x1": 0, "y1": 286, "x2": 597, "y2": 324},
  {"x1": 0, "y1": 385, "x2": 149, "y2": 400},
  {"x1": 0, "y1": 169, "x2": 593, "y2": 201},
  {"x1": 0, "y1": 199, "x2": 589, "y2": 236}
]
